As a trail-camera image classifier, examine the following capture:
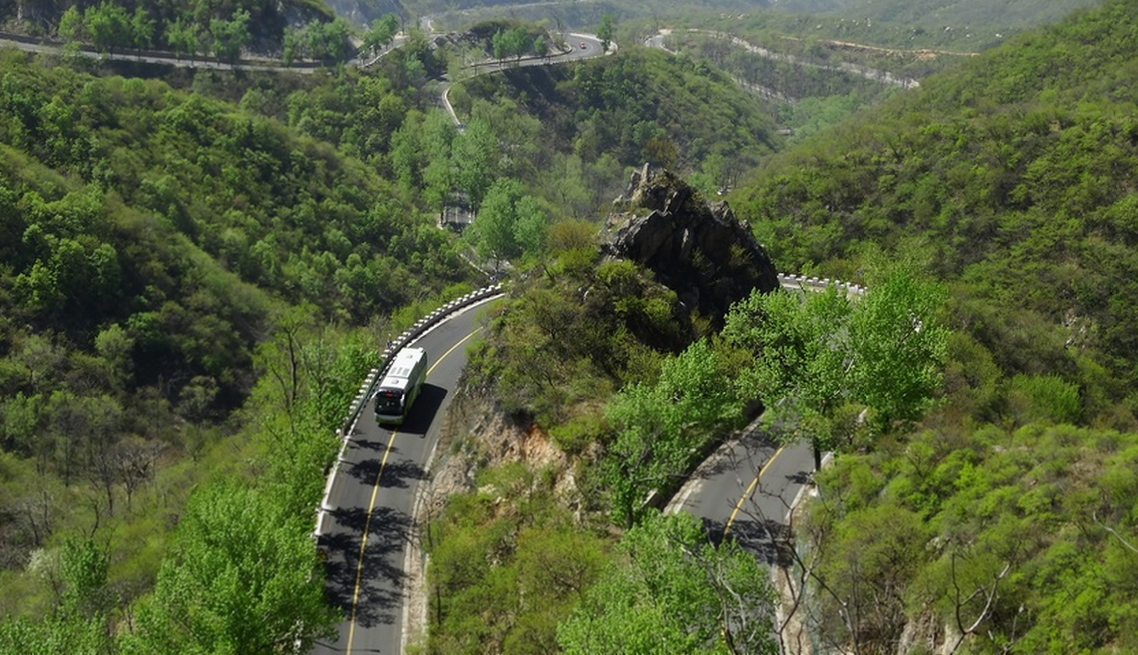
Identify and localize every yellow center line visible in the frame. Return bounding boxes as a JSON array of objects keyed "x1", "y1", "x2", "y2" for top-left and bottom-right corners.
[
  {"x1": 343, "y1": 327, "x2": 482, "y2": 654},
  {"x1": 723, "y1": 444, "x2": 787, "y2": 539}
]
